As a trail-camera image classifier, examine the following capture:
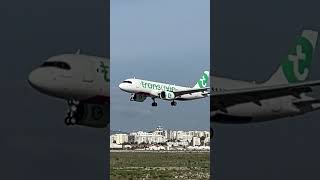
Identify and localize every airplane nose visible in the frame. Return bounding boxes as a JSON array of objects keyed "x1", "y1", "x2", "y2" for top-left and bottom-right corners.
[
  {"x1": 28, "y1": 70, "x2": 38, "y2": 88},
  {"x1": 28, "y1": 69, "x2": 49, "y2": 91},
  {"x1": 119, "y1": 83, "x2": 124, "y2": 90}
]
